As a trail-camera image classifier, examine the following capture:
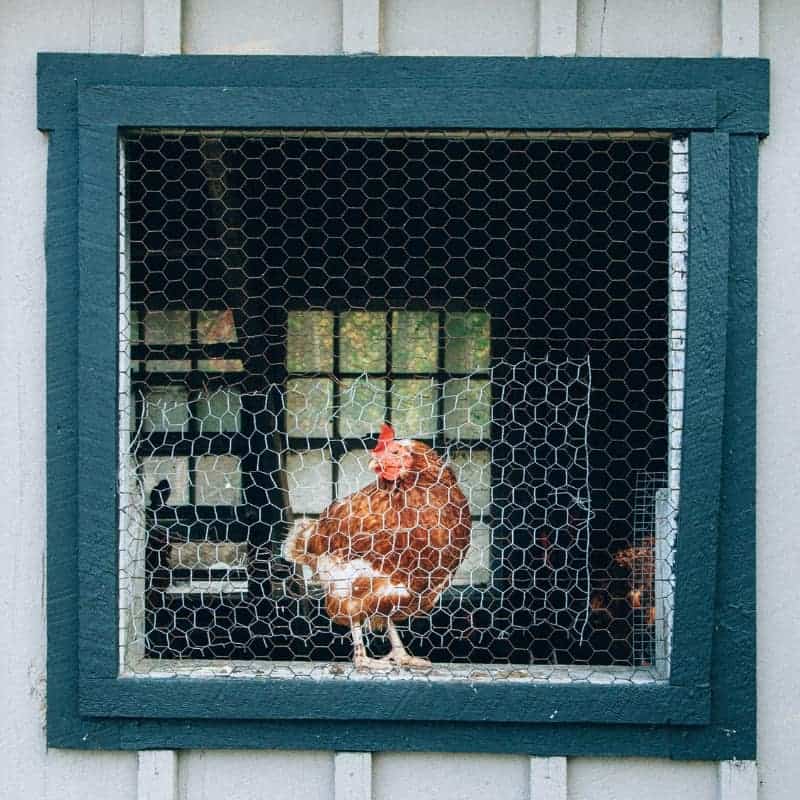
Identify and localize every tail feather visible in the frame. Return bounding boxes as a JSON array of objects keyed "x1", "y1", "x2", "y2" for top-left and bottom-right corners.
[{"x1": 282, "y1": 519, "x2": 317, "y2": 568}]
